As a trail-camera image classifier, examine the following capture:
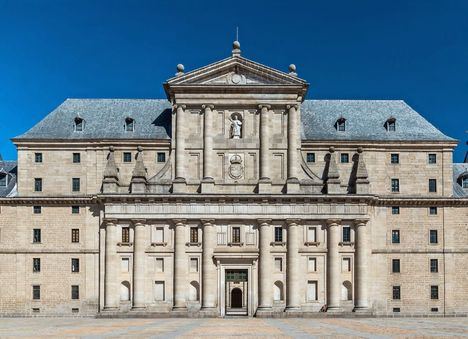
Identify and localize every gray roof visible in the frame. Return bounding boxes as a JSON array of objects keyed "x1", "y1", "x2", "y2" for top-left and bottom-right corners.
[
  {"x1": 15, "y1": 99, "x2": 172, "y2": 140},
  {"x1": 301, "y1": 100, "x2": 454, "y2": 141},
  {"x1": 0, "y1": 161, "x2": 17, "y2": 197},
  {"x1": 453, "y1": 163, "x2": 468, "y2": 197},
  {"x1": 15, "y1": 99, "x2": 454, "y2": 143}
]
